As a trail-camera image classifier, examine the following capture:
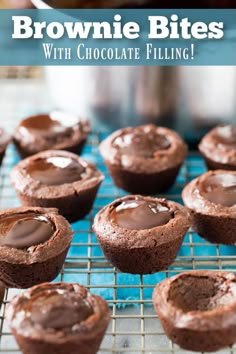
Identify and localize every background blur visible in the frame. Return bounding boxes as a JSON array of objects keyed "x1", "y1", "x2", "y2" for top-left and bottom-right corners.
[{"x1": 0, "y1": 0, "x2": 235, "y2": 148}]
